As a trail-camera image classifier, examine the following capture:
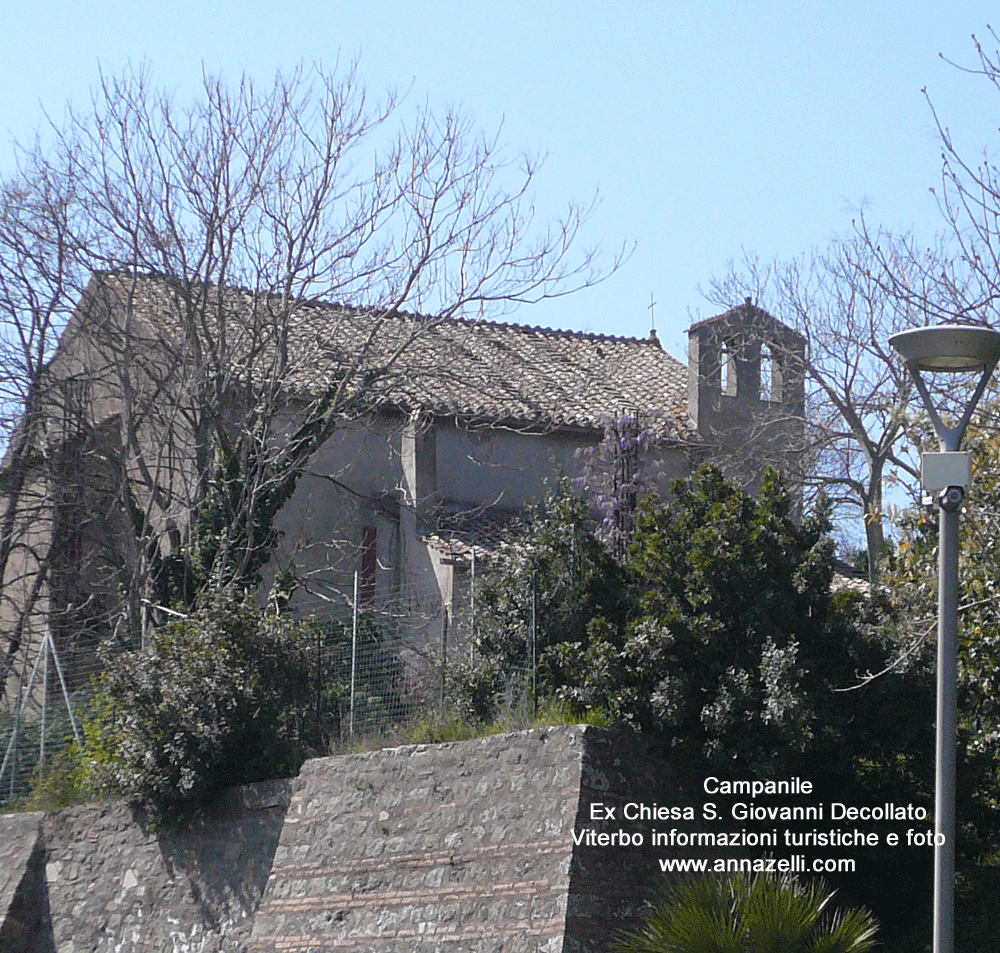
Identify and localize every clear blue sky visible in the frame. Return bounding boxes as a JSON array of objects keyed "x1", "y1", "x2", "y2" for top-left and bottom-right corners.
[{"x1": 2, "y1": 0, "x2": 997, "y2": 359}]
